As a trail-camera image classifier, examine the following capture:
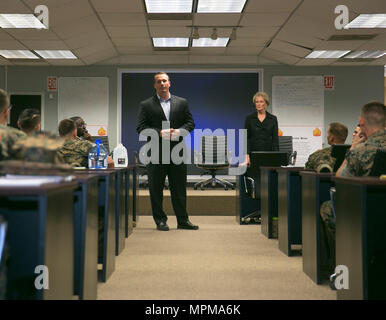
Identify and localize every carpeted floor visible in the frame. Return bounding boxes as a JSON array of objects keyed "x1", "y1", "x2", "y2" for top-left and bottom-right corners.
[{"x1": 97, "y1": 216, "x2": 336, "y2": 300}]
